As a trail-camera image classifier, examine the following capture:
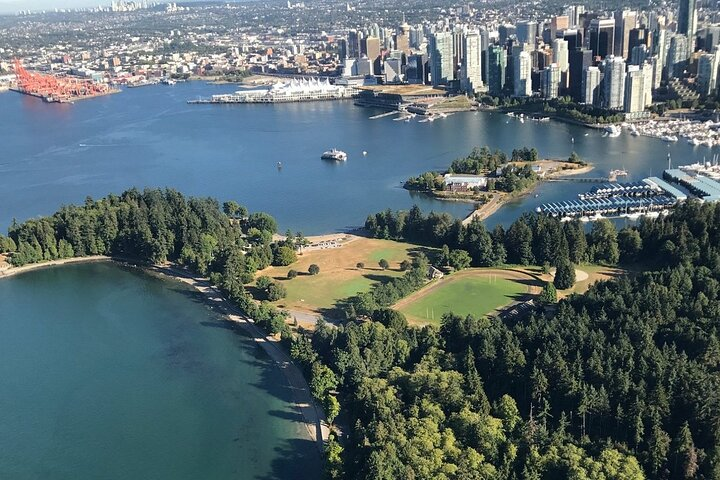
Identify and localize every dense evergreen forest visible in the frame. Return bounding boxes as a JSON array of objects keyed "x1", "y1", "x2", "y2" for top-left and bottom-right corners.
[
  {"x1": 4, "y1": 189, "x2": 720, "y2": 479},
  {"x1": 298, "y1": 201, "x2": 720, "y2": 479},
  {"x1": 0, "y1": 188, "x2": 300, "y2": 335}
]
